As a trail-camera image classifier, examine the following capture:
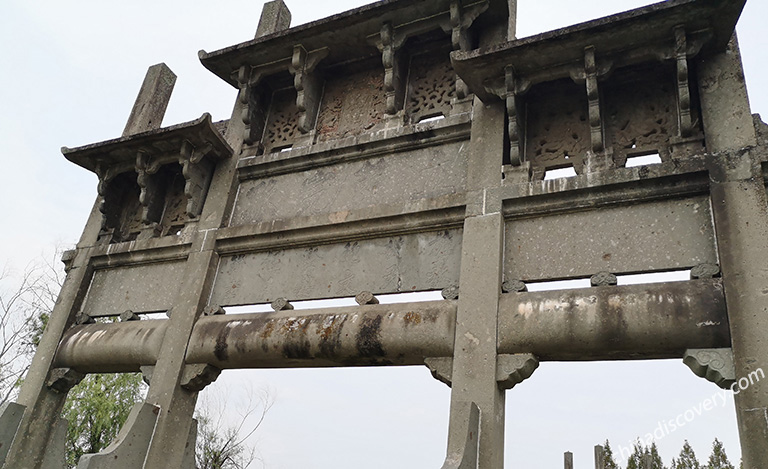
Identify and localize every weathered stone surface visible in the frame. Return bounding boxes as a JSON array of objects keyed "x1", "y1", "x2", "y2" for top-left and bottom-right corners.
[
  {"x1": 210, "y1": 229, "x2": 463, "y2": 305},
  {"x1": 255, "y1": 0, "x2": 291, "y2": 38},
  {"x1": 505, "y1": 196, "x2": 717, "y2": 281},
  {"x1": 76, "y1": 402, "x2": 159, "y2": 468},
  {"x1": 122, "y1": 63, "x2": 176, "y2": 137},
  {"x1": 683, "y1": 348, "x2": 736, "y2": 389},
  {"x1": 13, "y1": 0, "x2": 768, "y2": 467}
]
